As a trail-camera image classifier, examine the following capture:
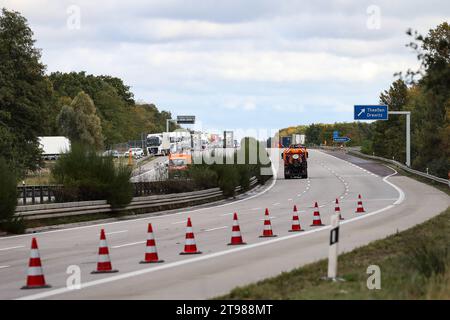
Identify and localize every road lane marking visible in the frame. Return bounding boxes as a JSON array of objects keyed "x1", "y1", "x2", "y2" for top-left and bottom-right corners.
[
  {"x1": 0, "y1": 245, "x2": 24, "y2": 251},
  {"x1": 106, "y1": 230, "x2": 128, "y2": 235},
  {"x1": 251, "y1": 207, "x2": 261, "y2": 211},
  {"x1": 203, "y1": 226, "x2": 227, "y2": 232},
  {"x1": 220, "y1": 212, "x2": 234, "y2": 216},
  {"x1": 0, "y1": 265, "x2": 10, "y2": 269},
  {"x1": 18, "y1": 169, "x2": 405, "y2": 301},
  {"x1": 272, "y1": 202, "x2": 280, "y2": 206},
  {"x1": 112, "y1": 241, "x2": 145, "y2": 249},
  {"x1": 172, "y1": 220, "x2": 187, "y2": 225}
]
